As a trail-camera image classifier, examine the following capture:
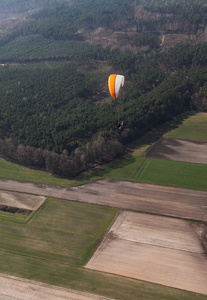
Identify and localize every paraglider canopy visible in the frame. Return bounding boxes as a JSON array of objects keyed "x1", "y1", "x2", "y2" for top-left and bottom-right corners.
[{"x1": 108, "y1": 74, "x2": 125, "y2": 99}]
